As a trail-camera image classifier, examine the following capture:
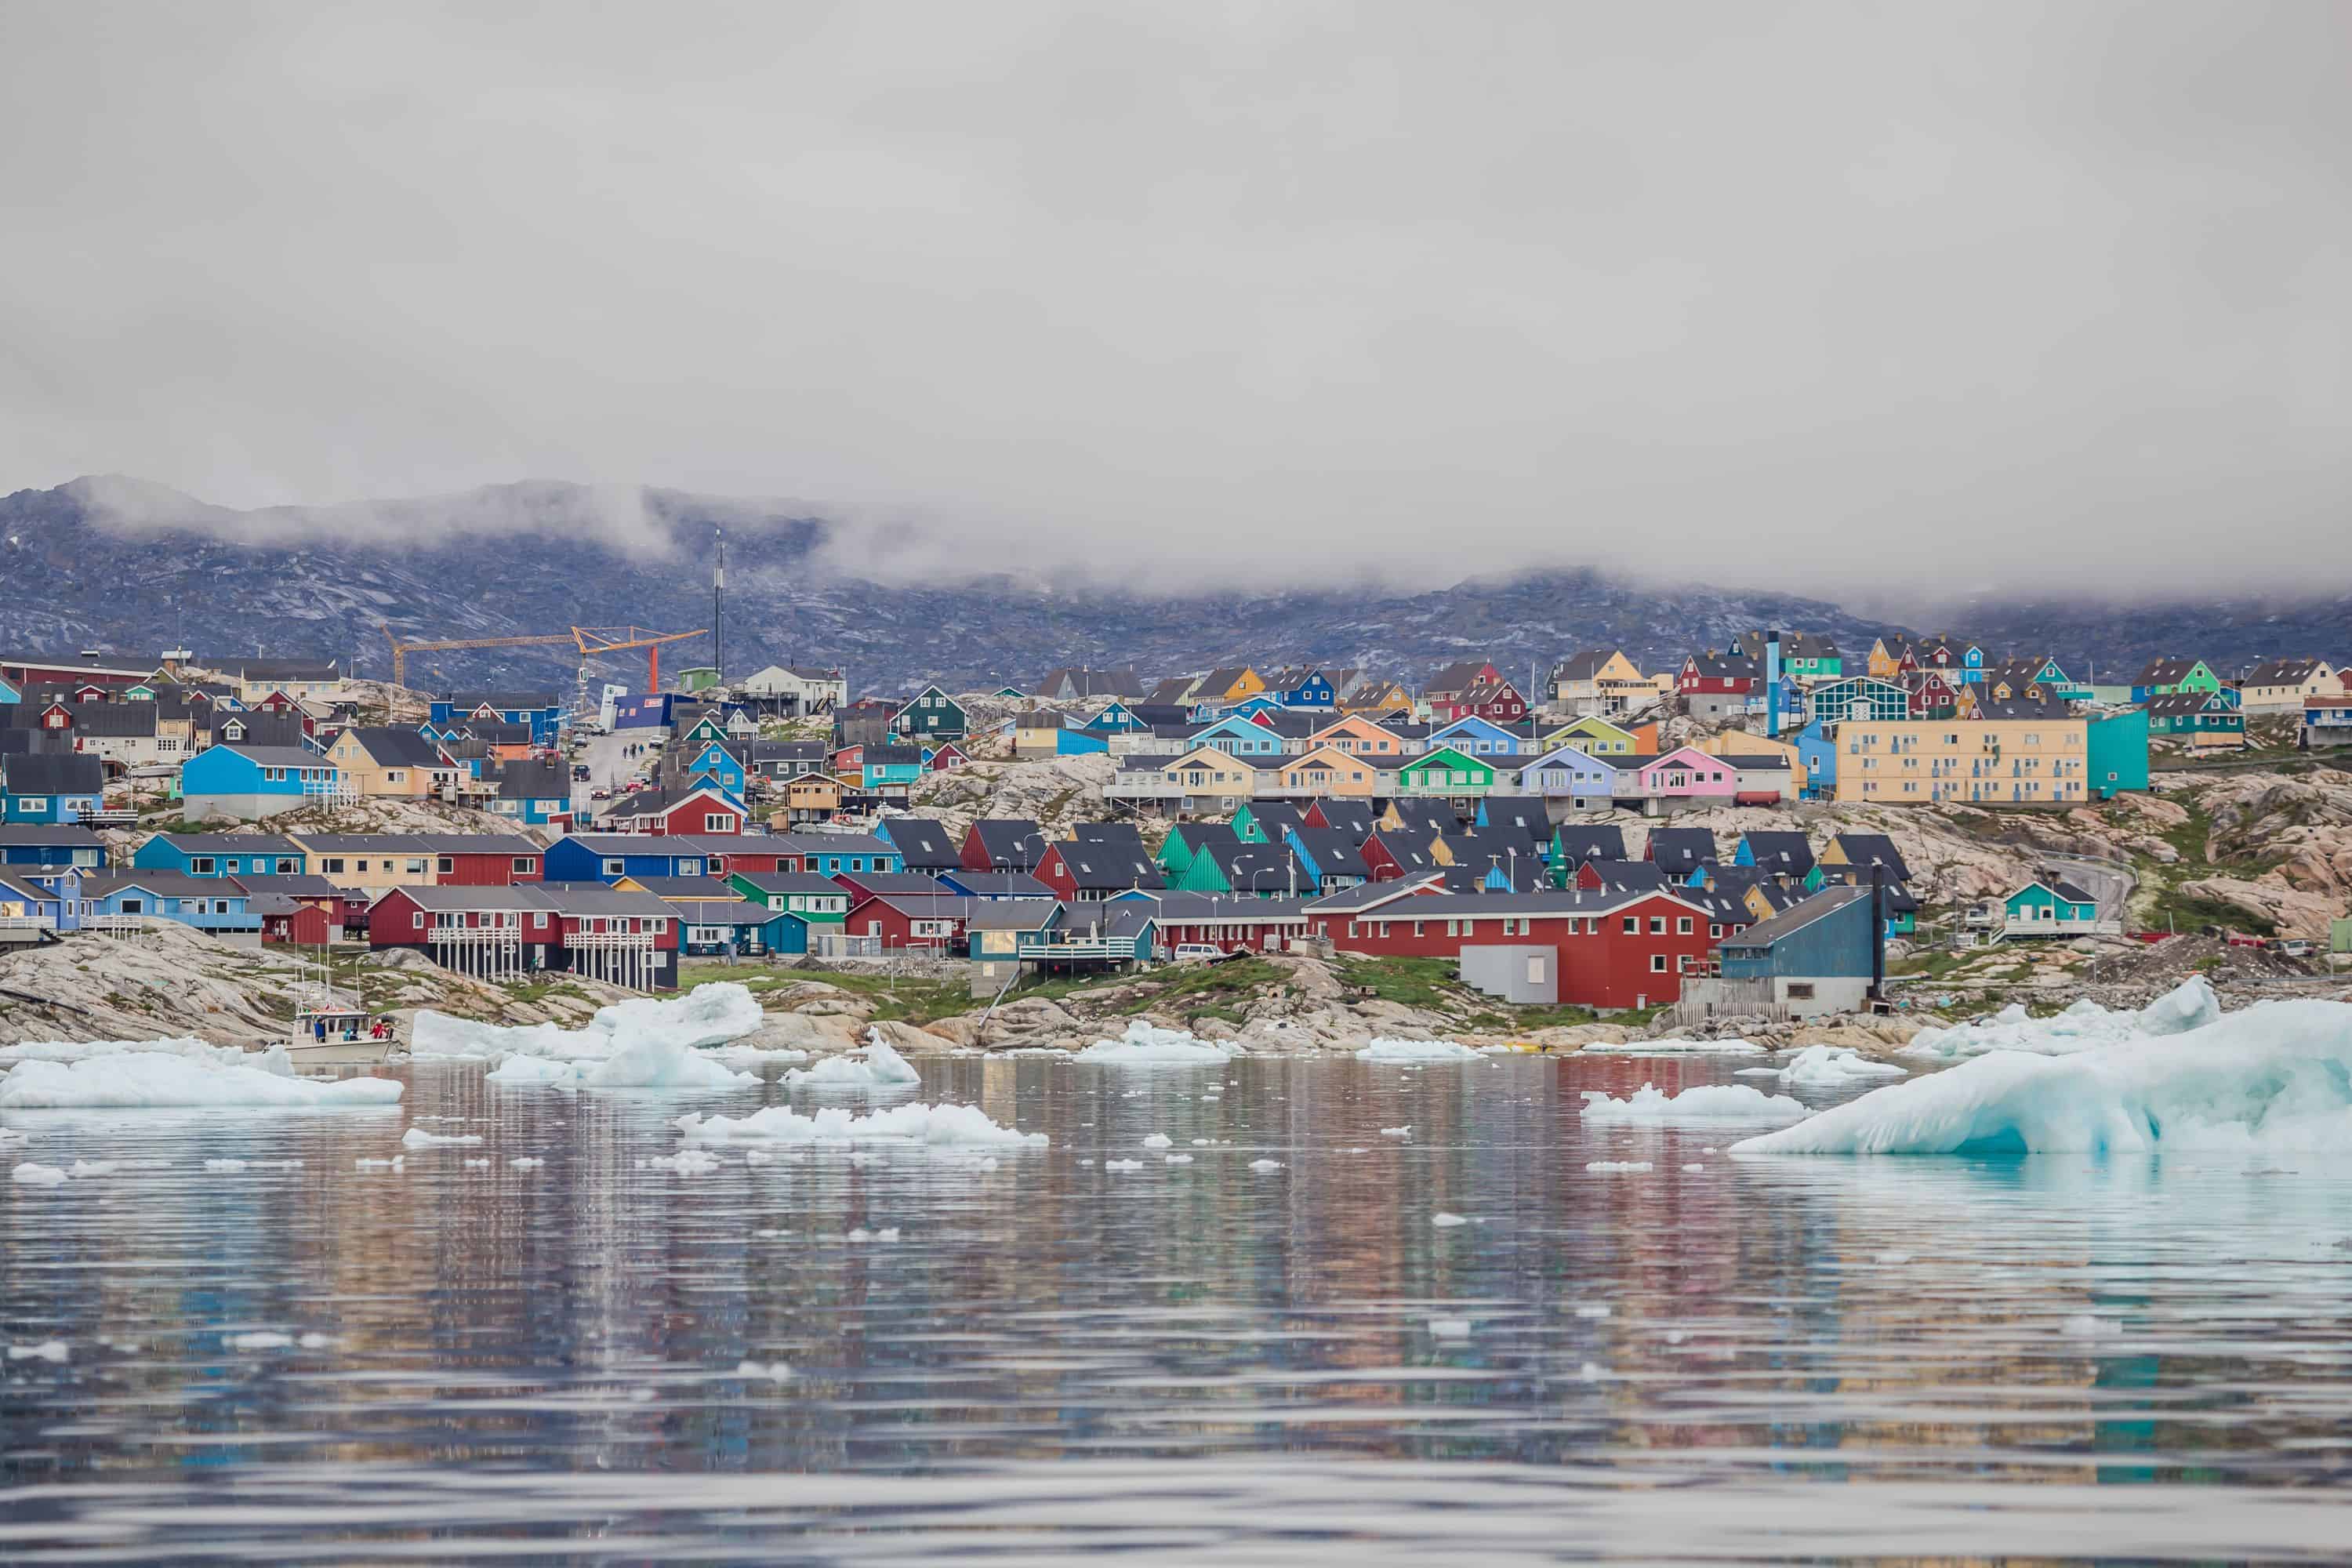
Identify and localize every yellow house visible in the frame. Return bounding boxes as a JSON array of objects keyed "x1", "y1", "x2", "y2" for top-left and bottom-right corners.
[
  {"x1": 1195, "y1": 666, "x2": 1265, "y2": 704},
  {"x1": 2239, "y1": 658, "x2": 2343, "y2": 713},
  {"x1": 1694, "y1": 729, "x2": 1806, "y2": 794},
  {"x1": 1866, "y1": 637, "x2": 1915, "y2": 681},
  {"x1": 1341, "y1": 680, "x2": 1414, "y2": 716},
  {"x1": 288, "y1": 833, "x2": 438, "y2": 897},
  {"x1": 1011, "y1": 709, "x2": 1078, "y2": 757},
  {"x1": 1273, "y1": 744, "x2": 1381, "y2": 797},
  {"x1": 1541, "y1": 714, "x2": 1642, "y2": 757},
  {"x1": 1552, "y1": 648, "x2": 1650, "y2": 713},
  {"x1": 323, "y1": 725, "x2": 461, "y2": 799},
  {"x1": 1834, "y1": 718, "x2": 2091, "y2": 805},
  {"x1": 1308, "y1": 713, "x2": 1404, "y2": 757},
  {"x1": 776, "y1": 771, "x2": 841, "y2": 823}
]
